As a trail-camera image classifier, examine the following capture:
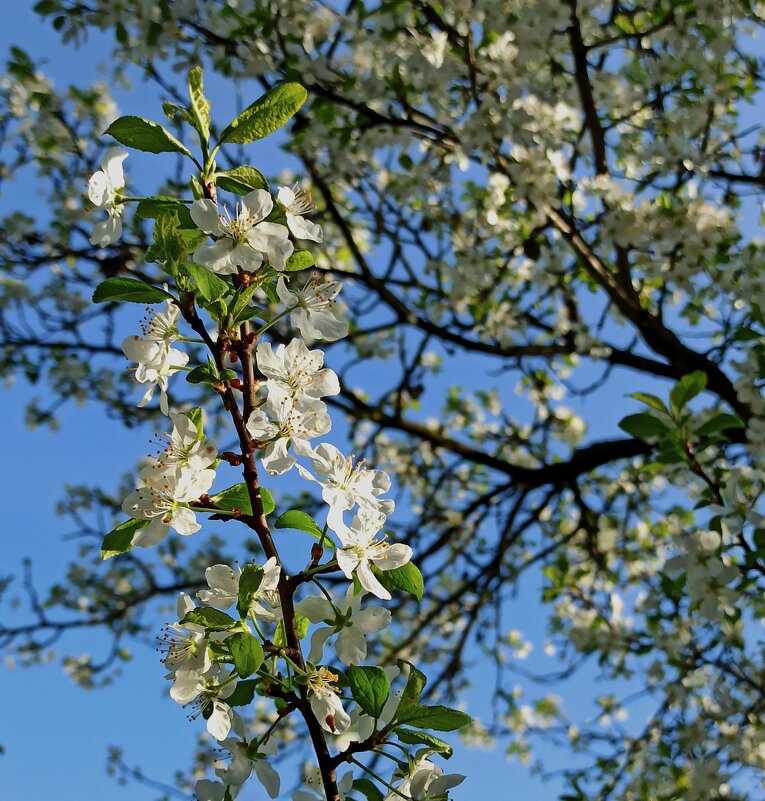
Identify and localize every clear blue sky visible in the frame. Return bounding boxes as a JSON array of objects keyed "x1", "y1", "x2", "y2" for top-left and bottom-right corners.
[{"x1": 0, "y1": 6, "x2": 662, "y2": 801}]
